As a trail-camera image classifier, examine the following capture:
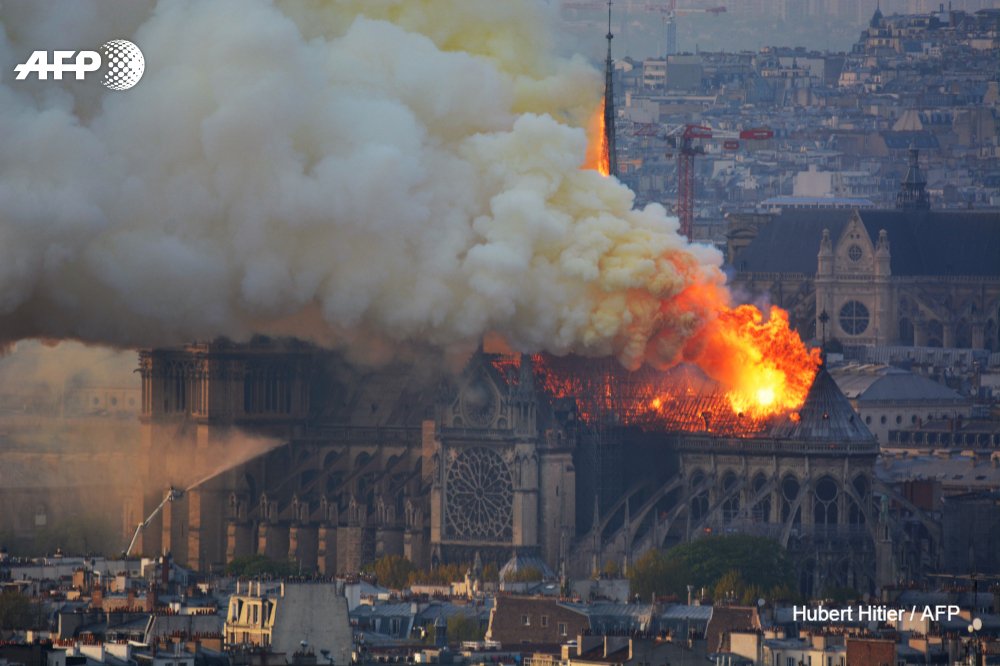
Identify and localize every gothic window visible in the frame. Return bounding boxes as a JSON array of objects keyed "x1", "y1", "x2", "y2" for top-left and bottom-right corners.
[
  {"x1": 445, "y1": 447, "x2": 513, "y2": 541},
  {"x1": 849, "y1": 475, "x2": 869, "y2": 525},
  {"x1": 243, "y1": 364, "x2": 292, "y2": 415},
  {"x1": 847, "y1": 244, "x2": 863, "y2": 262},
  {"x1": 721, "y1": 471, "x2": 740, "y2": 522},
  {"x1": 813, "y1": 476, "x2": 838, "y2": 526},
  {"x1": 956, "y1": 319, "x2": 972, "y2": 348},
  {"x1": 839, "y1": 300, "x2": 870, "y2": 335},
  {"x1": 898, "y1": 317, "x2": 914, "y2": 345},
  {"x1": 927, "y1": 320, "x2": 943, "y2": 347},
  {"x1": 752, "y1": 472, "x2": 770, "y2": 523},
  {"x1": 781, "y1": 475, "x2": 800, "y2": 524},
  {"x1": 689, "y1": 470, "x2": 709, "y2": 521}
]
